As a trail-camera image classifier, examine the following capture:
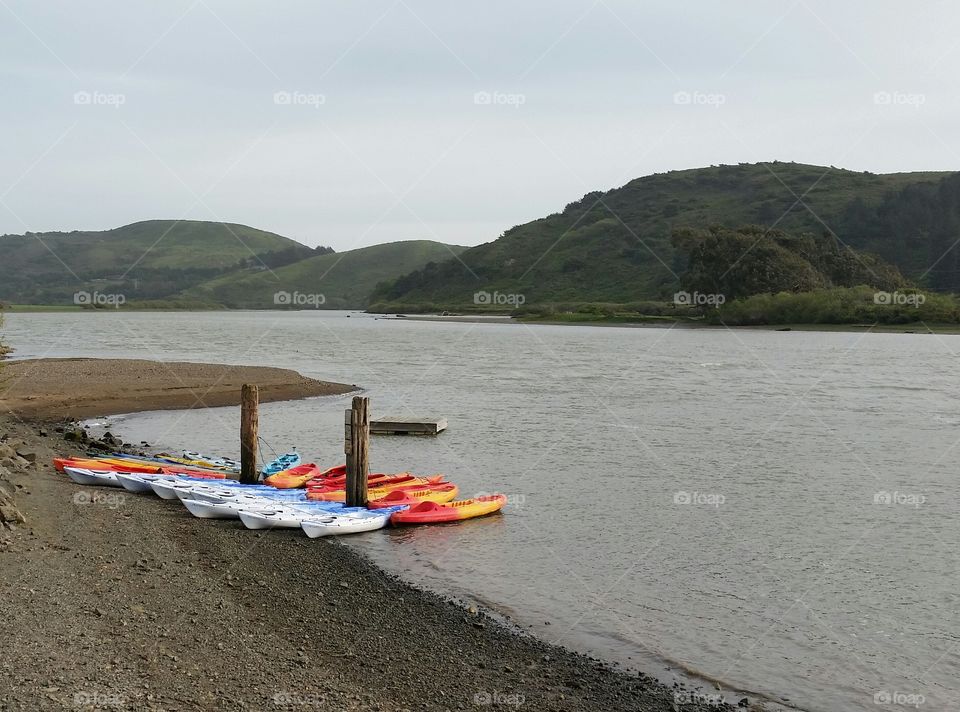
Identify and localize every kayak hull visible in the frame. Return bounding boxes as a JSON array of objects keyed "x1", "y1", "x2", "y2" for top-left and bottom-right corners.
[
  {"x1": 63, "y1": 467, "x2": 122, "y2": 487},
  {"x1": 301, "y1": 511, "x2": 391, "y2": 538},
  {"x1": 390, "y1": 494, "x2": 507, "y2": 525},
  {"x1": 368, "y1": 484, "x2": 459, "y2": 509}
]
